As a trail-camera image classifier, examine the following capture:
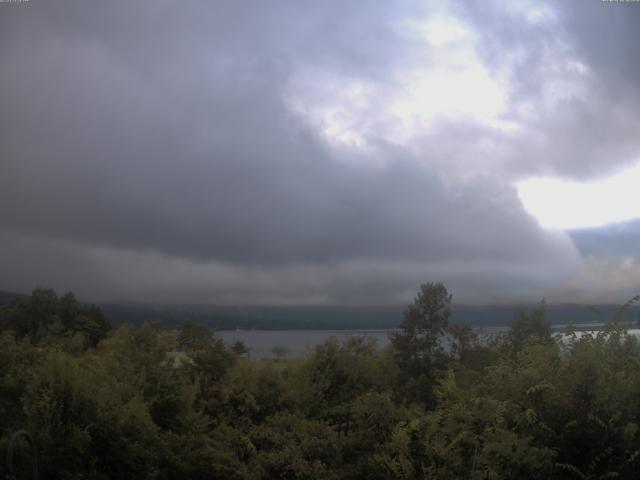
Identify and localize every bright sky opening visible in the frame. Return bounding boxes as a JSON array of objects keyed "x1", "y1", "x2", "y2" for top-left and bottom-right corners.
[{"x1": 517, "y1": 163, "x2": 640, "y2": 230}]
